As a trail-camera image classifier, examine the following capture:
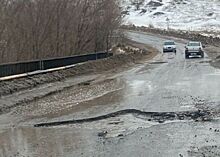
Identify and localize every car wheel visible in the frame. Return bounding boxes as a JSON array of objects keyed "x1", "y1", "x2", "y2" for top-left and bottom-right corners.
[
  {"x1": 185, "y1": 54, "x2": 189, "y2": 59},
  {"x1": 201, "y1": 52, "x2": 204, "y2": 58}
]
